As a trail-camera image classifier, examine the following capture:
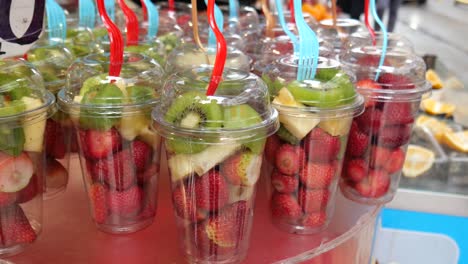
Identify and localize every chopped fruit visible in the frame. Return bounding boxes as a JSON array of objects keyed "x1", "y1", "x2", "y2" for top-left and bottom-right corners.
[
  {"x1": 205, "y1": 202, "x2": 247, "y2": 248},
  {"x1": 0, "y1": 204, "x2": 37, "y2": 246},
  {"x1": 356, "y1": 55, "x2": 388, "y2": 67},
  {"x1": 130, "y1": 140, "x2": 153, "y2": 172},
  {"x1": 355, "y1": 108, "x2": 383, "y2": 134},
  {"x1": 302, "y1": 211, "x2": 327, "y2": 227},
  {"x1": 83, "y1": 128, "x2": 122, "y2": 159},
  {"x1": 44, "y1": 119, "x2": 66, "y2": 159},
  {"x1": 16, "y1": 174, "x2": 39, "y2": 204},
  {"x1": 172, "y1": 183, "x2": 207, "y2": 222},
  {"x1": 279, "y1": 114, "x2": 320, "y2": 141},
  {"x1": 273, "y1": 88, "x2": 305, "y2": 107},
  {"x1": 356, "y1": 79, "x2": 382, "y2": 107},
  {"x1": 271, "y1": 193, "x2": 302, "y2": 221},
  {"x1": 381, "y1": 102, "x2": 415, "y2": 125},
  {"x1": 45, "y1": 158, "x2": 68, "y2": 189},
  {"x1": 379, "y1": 124, "x2": 412, "y2": 149},
  {"x1": 415, "y1": 115, "x2": 453, "y2": 142},
  {"x1": 441, "y1": 130, "x2": 468, "y2": 153},
  {"x1": 403, "y1": 145, "x2": 435, "y2": 178},
  {"x1": 355, "y1": 179, "x2": 373, "y2": 197},
  {"x1": 344, "y1": 159, "x2": 368, "y2": 182},
  {"x1": 368, "y1": 170, "x2": 391, "y2": 198},
  {"x1": 21, "y1": 97, "x2": 46, "y2": 153},
  {"x1": 271, "y1": 171, "x2": 299, "y2": 194},
  {"x1": 378, "y1": 73, "x2": 415, "y2": 90},
  {"x1": 318, "y1": 117, "x2": 352, "y2": 137},
  {"x1": 420, "y1": 98, "x2": 455, "y2": 116},
  {"x1": 426, "y1": 69, "x2": 443, "y2": 89},
  {"x1": 275, "y1": 144, "x2": 304, "y2": 175},
  {"x1": 0, "y1": 192, "x2": 17, "y2": 208},
  {"x1": 92, "y1": 150, "x2": 136, "y2": 191},
  {"x1": 0, "y1": 152, "x2": 34, "y2": 193},
  {"x1": 370, "y1": 146, "x2": 392, "y2": 168},
  {"x1": 304, "y1": 128, "x2": 341, "y2": 162},
  {"x1": 107, "y1": 185, "x2": 143, "y2": 217},
  {"x1": 298, "y1": 188, "x2": 329, "y2": 213},
  {"x1": 195, "y1": 171, "x2": 229, "y2": 212},
  {"x1": 228, "y1": 185, "x2": 254, "y2": 203},
  {"x1": 346, "y1": 121, "x2": 369, "y2": 157},
  {"x1": 299, "y1": 162, "x2": 335, "y2": 189},
  {"x1": 220, "y1": 151, "x2": 262, "y2": 186},
  {"x1": 383, "y1": 148, "x2": 405, "y2": 174},
  {"x1": 89, "y1": 183, "x2": 108, "y2": 224},
  {"x1": 264, "y1": 135, "x2": 281, "y2": 164},
  {"x1": 137, "y1": 163, "x2": 158, "y2": 184}
]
